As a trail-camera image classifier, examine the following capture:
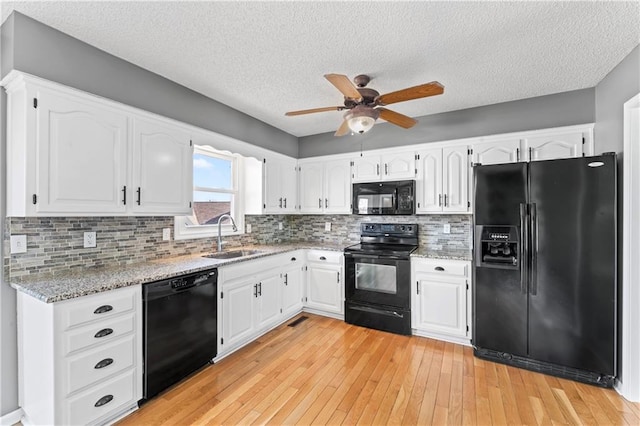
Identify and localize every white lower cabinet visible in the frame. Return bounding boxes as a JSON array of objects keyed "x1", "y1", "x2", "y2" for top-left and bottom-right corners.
[
  {"x1": 412, "y1": 258, "x2": 471, "y2": 344},
  {"x1": 305, "y1": 250, "x2": 344, "y2": 318},
  {"x1": 219, "y1": 251, "x2": 305, "y2": 356},
  {"x1": 17, "y1": 285, "x2": 142, "y2": 426}
]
